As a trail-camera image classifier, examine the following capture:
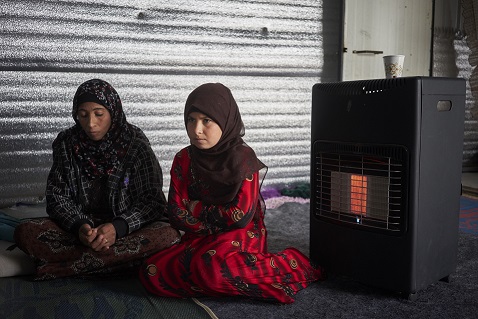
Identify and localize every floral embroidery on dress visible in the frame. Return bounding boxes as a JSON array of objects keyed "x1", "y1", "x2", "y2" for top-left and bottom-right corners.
[
  {"x1": 113, "y1": 235, "x2": 149, "y2": 256},
  {"x1": 72, "y1": 252, "x2": 104, "y2": 273},
  {"x1": 38, "y1": 229, "x2": 76, "y2": 253}
]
